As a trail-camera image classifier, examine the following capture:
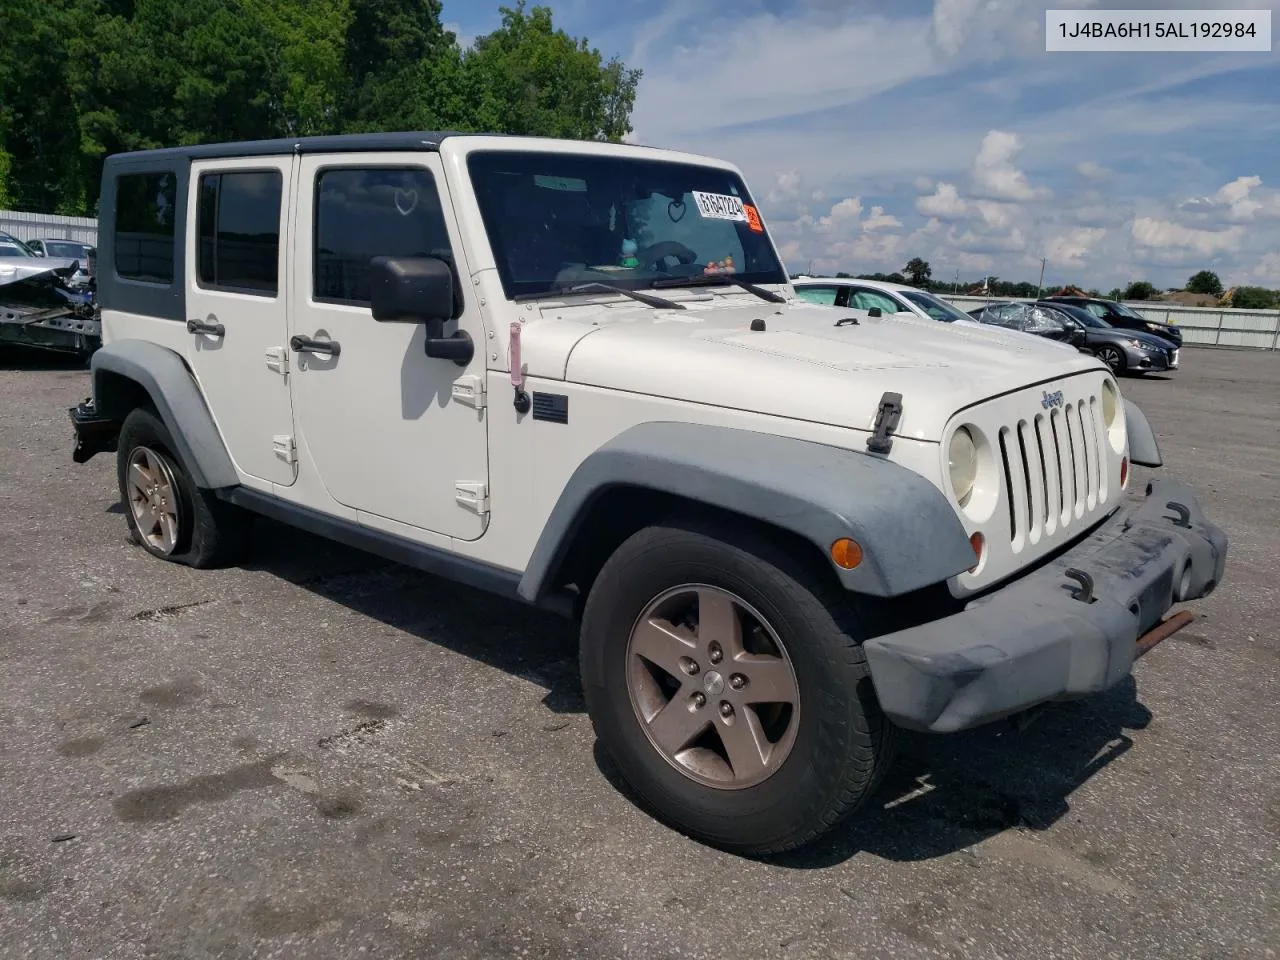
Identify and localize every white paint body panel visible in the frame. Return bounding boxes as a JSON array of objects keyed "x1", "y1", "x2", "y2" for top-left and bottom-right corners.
[
  {"x1": 97, "y1": 134, "x2": 1130, "y2": 600},
  {"x1": 184, "y1": 155, "x2": 299, "y2": 488}
]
